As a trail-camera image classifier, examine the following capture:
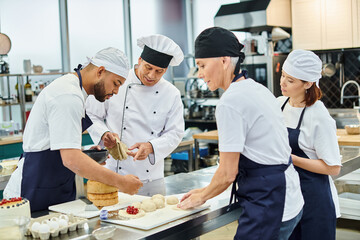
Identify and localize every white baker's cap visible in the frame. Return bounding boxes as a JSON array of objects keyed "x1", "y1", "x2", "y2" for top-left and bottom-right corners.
[
  {"x1": 283, "y1": 49, "x2": 322, "y2": 87},
  {"x1": 85, "y1": 47, "x2": 130, "y2": 78},
  {"x1": 137, "y1": 34, "x2": 184, "y2": 67}
]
